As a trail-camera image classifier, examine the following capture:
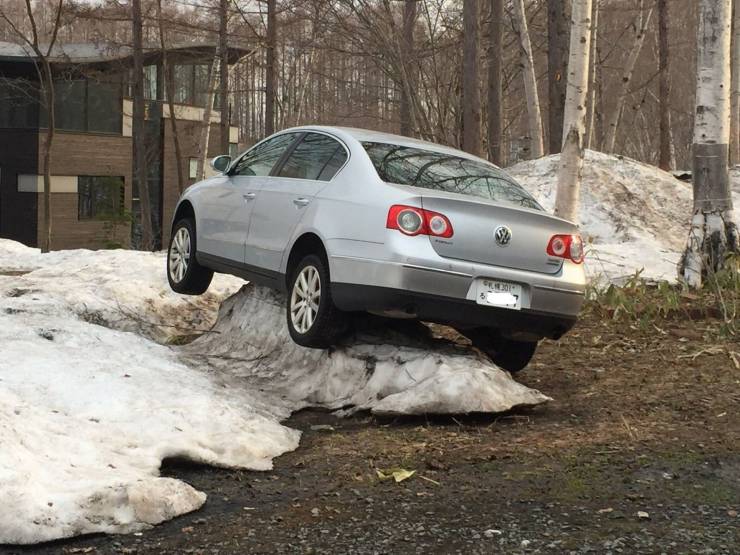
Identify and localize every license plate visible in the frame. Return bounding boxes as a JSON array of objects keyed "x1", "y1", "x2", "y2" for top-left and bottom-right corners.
[{"x1": 475, "y1": 279, "x2": 522, "y2": 310}]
